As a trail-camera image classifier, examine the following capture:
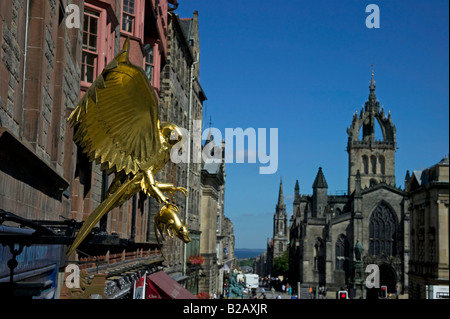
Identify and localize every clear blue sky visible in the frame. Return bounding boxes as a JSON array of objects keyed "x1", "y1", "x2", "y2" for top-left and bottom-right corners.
[{"x1": 176, "y1": 0, "x2": 449, "y2": 249}]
